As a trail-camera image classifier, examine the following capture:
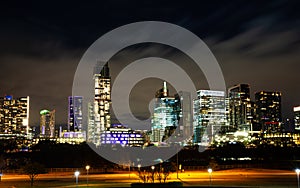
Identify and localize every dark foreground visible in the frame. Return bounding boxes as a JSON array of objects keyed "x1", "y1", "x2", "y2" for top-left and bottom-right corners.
[{"x1": 0, "y1": 169, "x2": 298, "y2": 188}]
